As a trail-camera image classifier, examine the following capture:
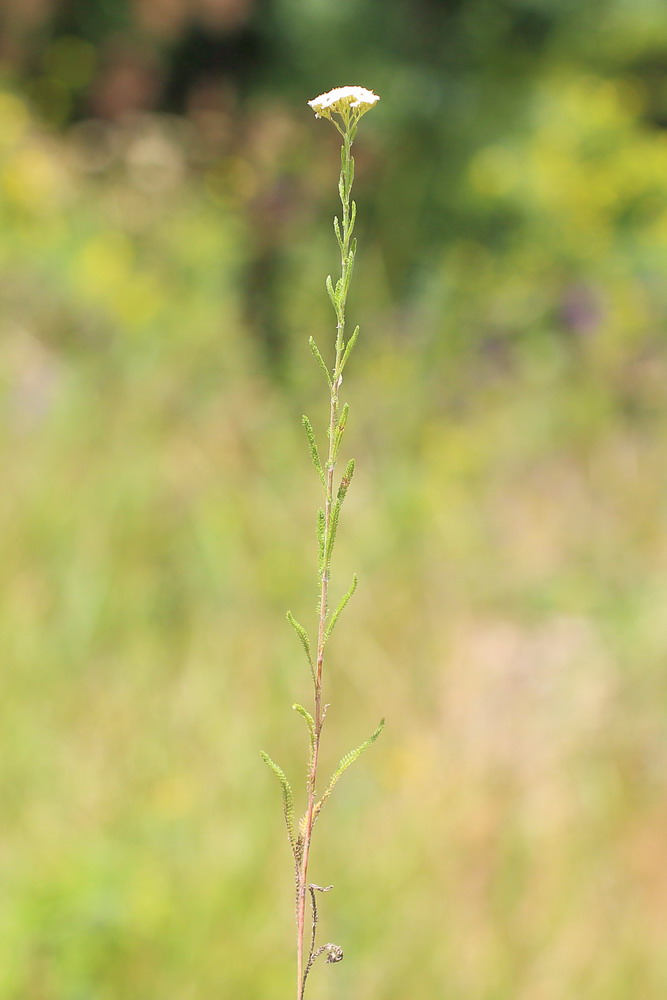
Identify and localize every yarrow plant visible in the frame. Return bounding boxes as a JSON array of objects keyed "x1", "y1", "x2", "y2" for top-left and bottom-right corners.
[{"x1": 261, "y1": 86, "x2": 383, "y2": 1000}]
